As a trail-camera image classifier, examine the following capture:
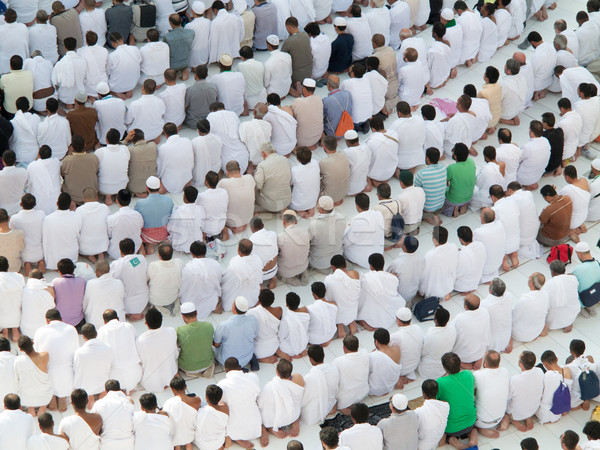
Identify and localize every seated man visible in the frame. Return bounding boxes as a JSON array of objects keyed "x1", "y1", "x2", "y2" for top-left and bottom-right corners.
[
  {"x1": 254, "y1": 142, "x2": 292, "y2": 213},
  {"x1": 177, "y1": 302, "x2": 215, "y2": 377},
  {"x1": 306, "y1": 283, "x2": 337, "y2": 347},
  {"x1": 82, "y1": 261, "x2": 125, "y2": 329},
  {"x1": 473, "y1": 351, "x2": 510, "y2": 438},
  {"x1": 26, "y1": 413, "x2": 68, "y2": 449},
  {"x1": 419, "y1": 307, "x2": 457, "y2": 380},
  {"x1": 443, "y1": 143, "x2": 477, "y2": 218},
  {"x1": 324, "y1": 255, "x2": 361, "y2": 338},
  {"x1": 193, "y1": 384, "x2": 229, "y2": 450},
  {"x1": 133, "y1": 394, "x2": 172, "y2": 449},
  {"x1": 343, "y1": 193, "x2": 384, "y2": 269},
  {"x1": 436, "y1": 352, "x2": 478, "y2": 450},
  {"x1": 391, "y1": 307, "x2": 424, "y2": 388},
  {"x1": 451, "y1": 294, "x2": 492, "y2": 370},
  {"x1": 543, "y1": 260, "x2": 580, "y2": 333},
  {"x1": 415, "y1": 380, "x2": 450, "y2": 450},
  {"x1": 301, "y1": 345, "x2": 339, "y2": 426},
  {"x1": 58, "y1": 389, "x2": 102, "y2": 448},
  {"x1": 481, "y1": 278, "x2": 513, "y2": 353},
  {"x1": 146, "y1": 242, "x2": 183, "y2": 316},
  {"x1": 504, "y1": 351, "x2": 544, "y2": 431},
  {"x1": 90, "y1": 380, "x2": 135, "y2": 449},
  {"x1": 213, "y1": 296, "x2": 258, "y2": 368},
  {"x1": 339, "y1": 403, "x2": 384, "y2": 449},
  {"x1": 378, "y1": 394, "x2": 418, "y2": 450},
  {"x1": 566, "y1": 339, "x2": 597, "y2": 411},
  {"x1": 536, "y1": 350, "x2": 573, "y2": 424},
  {"x1": 511, "y1": 273, "x2": 549, "y2": 347},
  {"x1": 277, "y1": 210, "x2": 311, "y2": 286},
  {"x1": 516, "y1": 121, "x2": 551, "y2": 191},
  {"x1": 163, "y1": 377, "x2": 201, "y2": 450},
  {"x1": 258, "y1": 360, "x2": 304, "y2": 444},
  {"x1": 537, "y1": 184, "x2": 573, "y2": 247},
  {"x1": 221, "y1": 239, "x2": 263, "y2": 311},
  {"x1": 247, "y1": 289, "x2": 282, "y2": 363},
  {"x1": 419, "y1": 226, "x2": 459, "y2": 300},
  {"x1": 333, "y1": 335, "x2": 370, "y2": 415},
  {"x1": 559, "y1": 165, "x2": 590, "y2": 242},
  {"x1": 368, "y1": 328, "x2": 402, "y2": 396},
  {"x1": 454, "y1": 226, "x2": 486, "y2": 294},
  {"x1": 474, "y1": 208, "x2": 506, "y2": 283},
  {"x1": 133, "y1": 176, "x2": 174, "y2": 254},
  {"x1": 277, "y1": 292, "x2": 310, "y2": 360}
]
